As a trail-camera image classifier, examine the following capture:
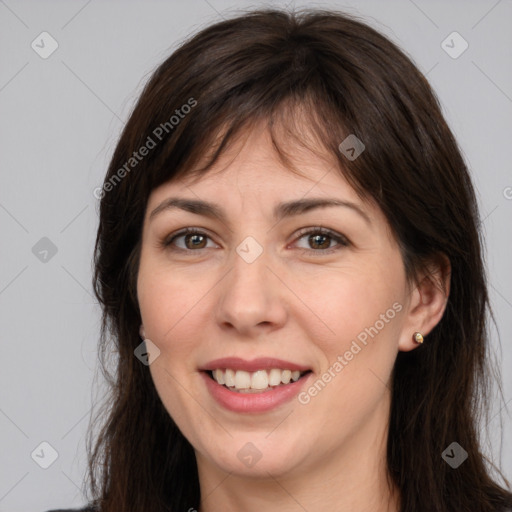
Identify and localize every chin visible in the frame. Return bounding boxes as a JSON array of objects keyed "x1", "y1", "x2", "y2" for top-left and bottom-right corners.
[{"x1": 199, "y1": 433, "x2": 308, "y2": 478}]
